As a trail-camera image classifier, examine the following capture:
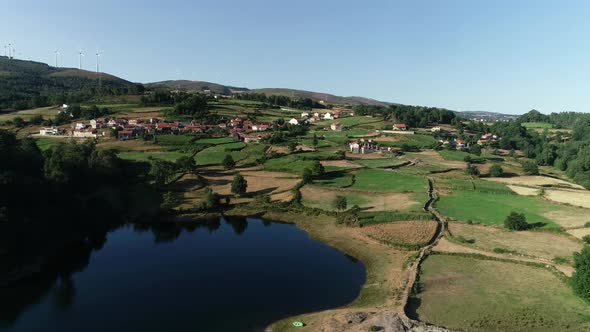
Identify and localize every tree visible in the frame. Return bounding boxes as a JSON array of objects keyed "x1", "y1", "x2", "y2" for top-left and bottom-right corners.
[
  {"x1": 176, "y1": 156, "x2": 196, "y2": 173},
  {"x1": 333, "y1": 195, "x2": 347, "y2": 211},
  {"x1": 312, "y1": 134, "x2": 319, "y2": 147},
  {"x1": 465, "y1": 163, "x2": 480, "y2": 176},
  {"x1": 222, "y1": 154, "x2": 235, "y2": 170},
  {"x1": 200, "y1": 187, "x2": 219, "y2": 210},
  {"x1": 30, "y1": 114, "x2": 44, "y2": 125},
  {"x1": 522, "y1": 161, "x2": 539, "y2": 175},
  {"x1": 149, "y1": 159, "x2": 177, "y2": 186},
  {"x1": 311, "y1": 160, "x2": 325, "y2": 176},
  {"x1": 468, "y1": 144, "x2": 482, "y2": 156},
  {"x1": 302, "y1": 168, "x2": 313, "y2": 184},
  {"x1": 572, "y1": 246, "x2": 590, "y2": 302},
  {"x1": 489, "y1": 164, "x2": 504, "y2": 177},
  {"x1": 12, "y1": 117, "x2": 25, "y2": 128},
  {"x1": 287, "y1": 141, "x2": 297, "y2": 153},
  {"x1": 231, "y1": 174, "x2": 247, "y2": 196},
  {"x1": 161, "y1": 191, "x2": 181, "y2": 210},
  {"x1": 504, "y1": 211, "x2": 528, "y2": 230}
]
